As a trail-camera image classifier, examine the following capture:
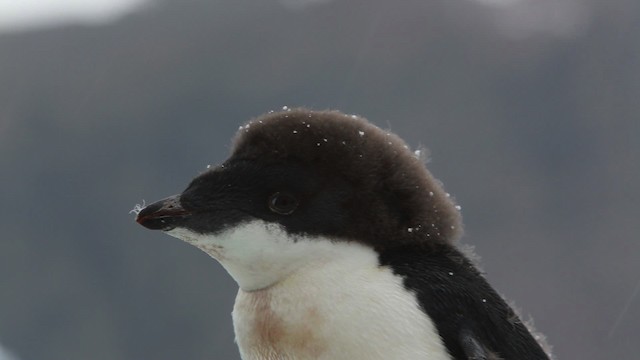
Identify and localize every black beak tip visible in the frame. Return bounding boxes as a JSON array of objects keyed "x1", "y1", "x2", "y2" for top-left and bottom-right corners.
[
  {"x1": 134, "y1": 195, "x2": 190, "y2": 231},
  {"x1": 135, "y1": 206, "x2": 165, "y2": 230}
]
